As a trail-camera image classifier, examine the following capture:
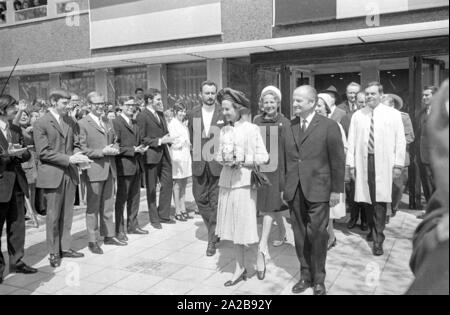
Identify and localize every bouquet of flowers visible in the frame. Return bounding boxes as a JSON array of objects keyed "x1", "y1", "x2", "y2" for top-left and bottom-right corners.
[{"x1": 218, "y1": 126, "x2": 245, "y2": 165}]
